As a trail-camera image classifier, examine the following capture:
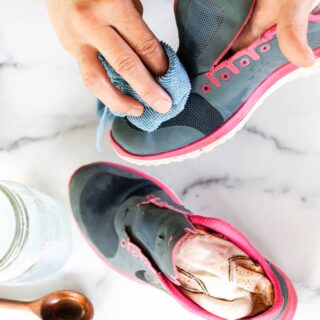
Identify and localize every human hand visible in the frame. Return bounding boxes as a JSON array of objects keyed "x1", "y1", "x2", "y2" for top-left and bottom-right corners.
[
  {"x1": 233, "y1": 0, "x2": 318, "y2": 67},
  {"x1": 46, "y1": 0, "x2": 172, "y2": 116}
]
